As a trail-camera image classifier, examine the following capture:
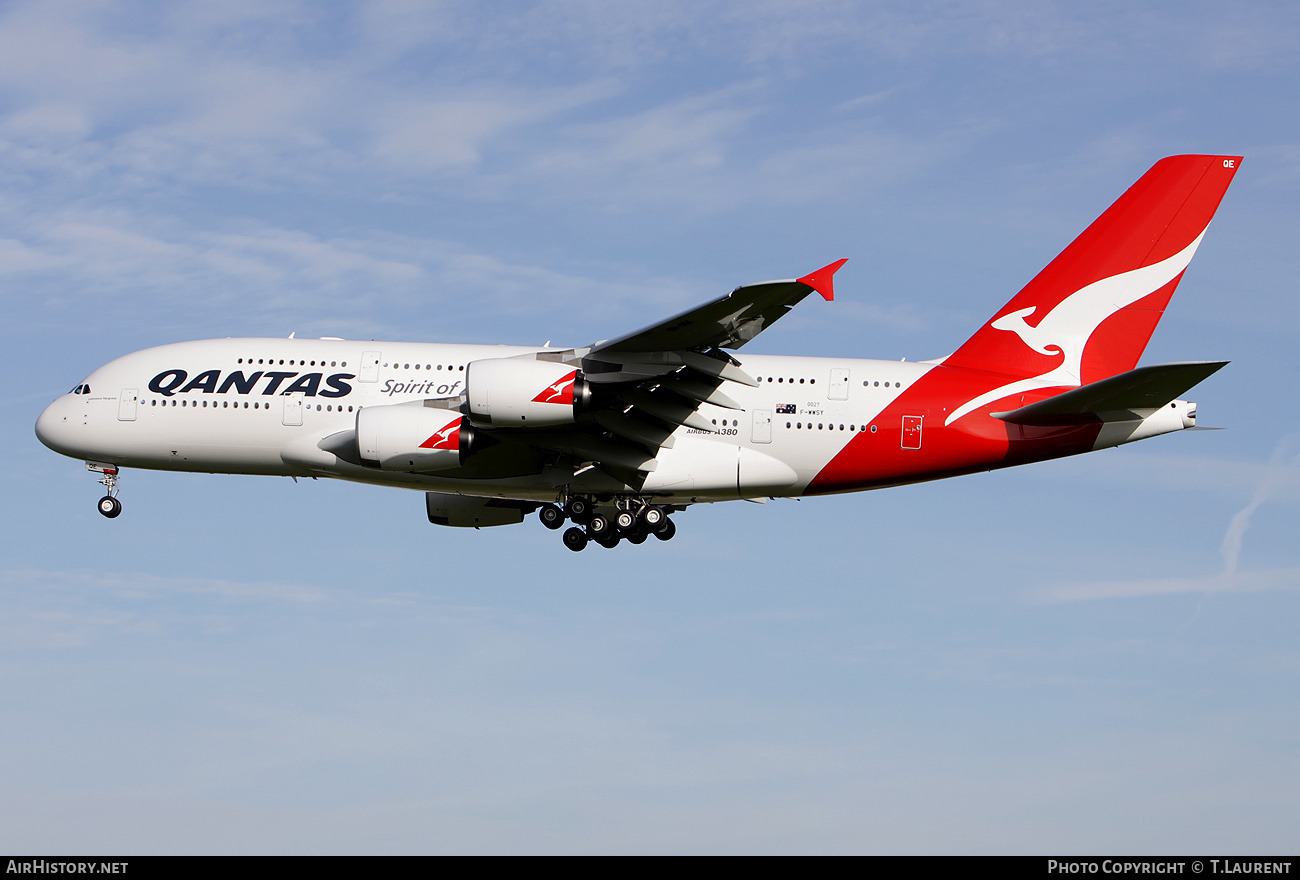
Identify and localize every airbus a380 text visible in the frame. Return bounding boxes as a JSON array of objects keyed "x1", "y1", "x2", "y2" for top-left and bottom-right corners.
[{"x1": 36, "y1": 155, "x2": 1241, "y2": 551}]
